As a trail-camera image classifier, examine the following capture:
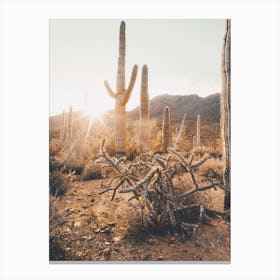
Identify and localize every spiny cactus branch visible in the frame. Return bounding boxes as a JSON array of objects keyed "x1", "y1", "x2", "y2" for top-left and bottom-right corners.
[
  {"x1": 121, "y1": 65, "x2": 138, "y2": 105},
  {"x1": 104, "y1": 80, "x2": 117, "y2": 98}
]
